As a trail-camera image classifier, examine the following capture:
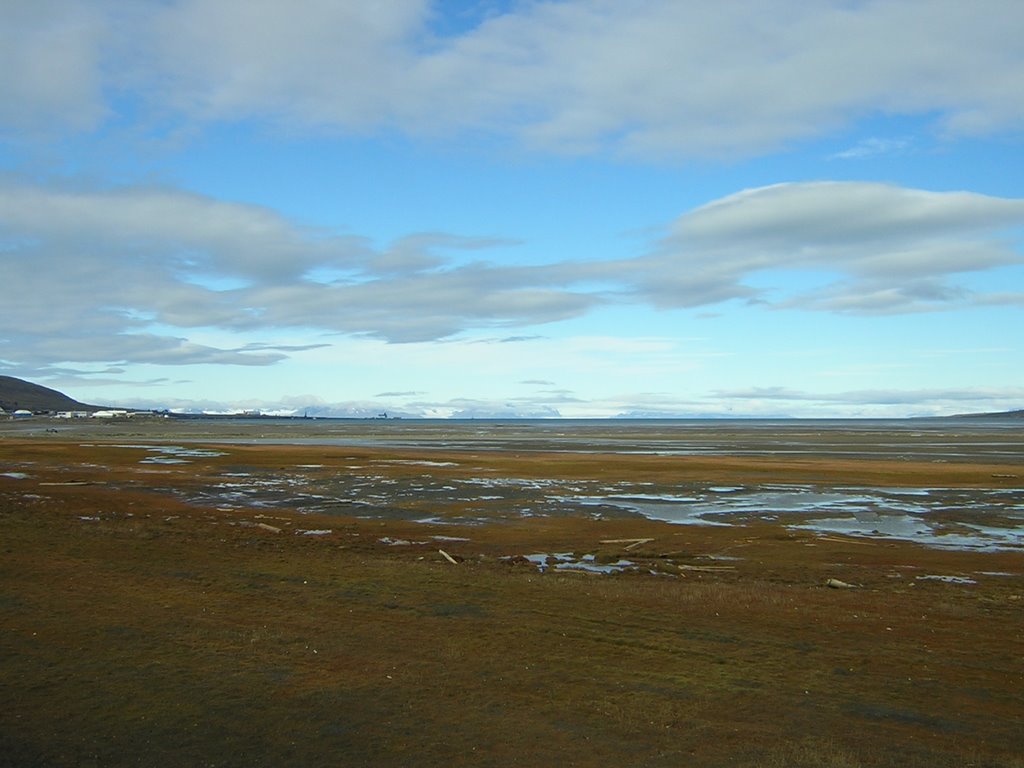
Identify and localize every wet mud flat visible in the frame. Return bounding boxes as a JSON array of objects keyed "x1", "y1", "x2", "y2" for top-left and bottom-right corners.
[
  {"x1": 1, "y1": 420, "x2": 1023, "y2": 766},
  {"x1": 9, "y1": 415, "x2": 1024, "y2": 463}
]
